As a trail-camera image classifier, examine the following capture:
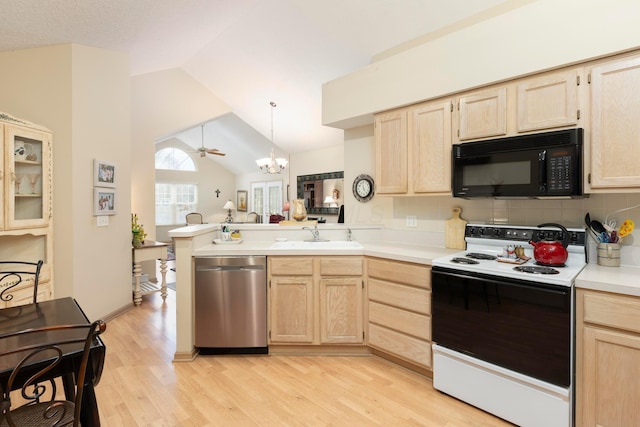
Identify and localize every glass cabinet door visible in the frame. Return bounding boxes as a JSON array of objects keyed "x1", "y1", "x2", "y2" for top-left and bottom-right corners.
[
  {"x1": 4, "y1": 124, "x2": 51, "y2": 230},
  {"x1": 0, "y1": 127, "x2": 4, "y2": 228}
]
